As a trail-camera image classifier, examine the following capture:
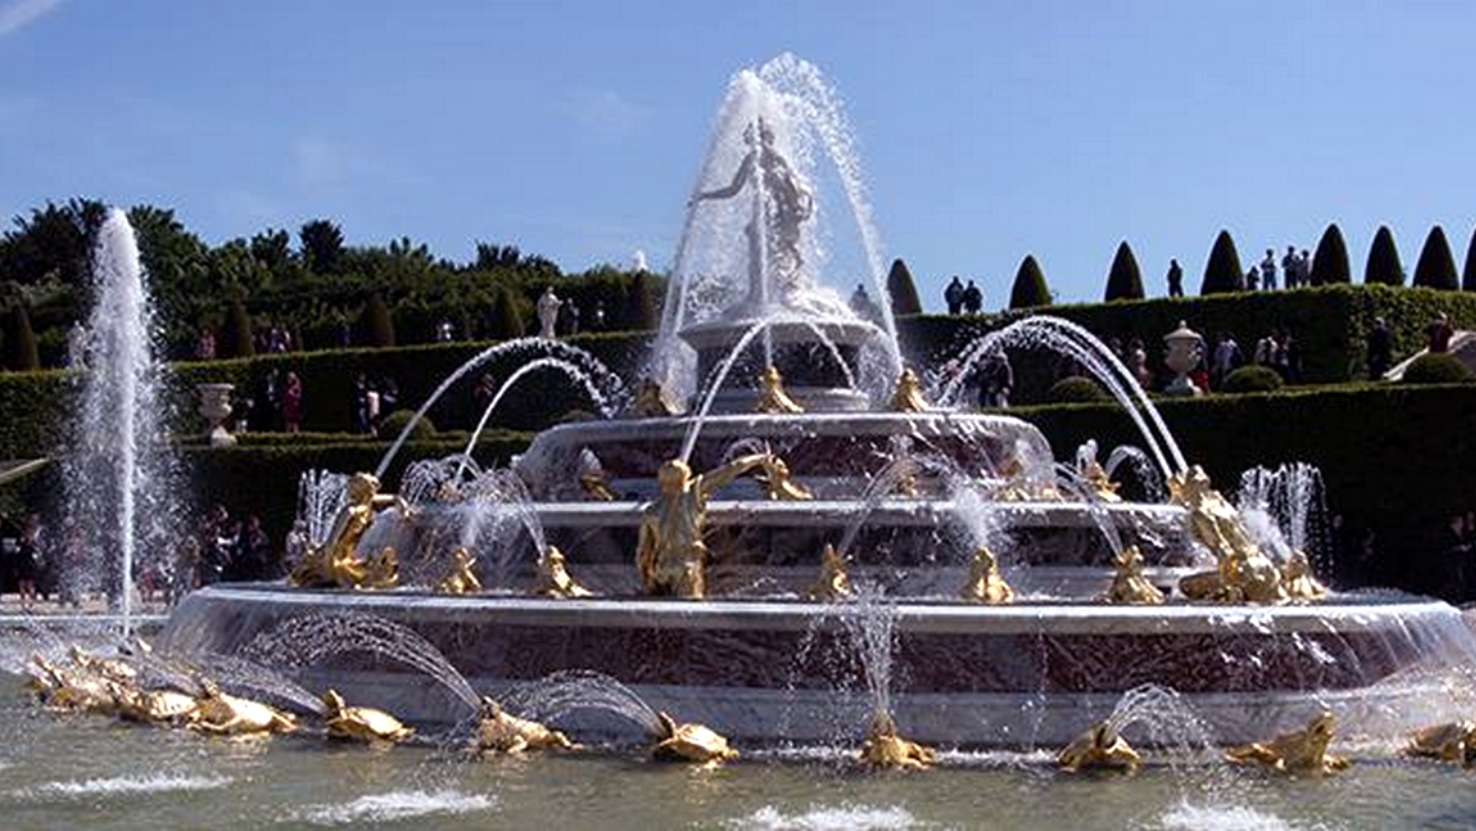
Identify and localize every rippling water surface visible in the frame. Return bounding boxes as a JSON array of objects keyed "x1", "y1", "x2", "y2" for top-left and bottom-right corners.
[{"x1": 4, "y1": 676, "x2": 1476, "y2": 830}]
